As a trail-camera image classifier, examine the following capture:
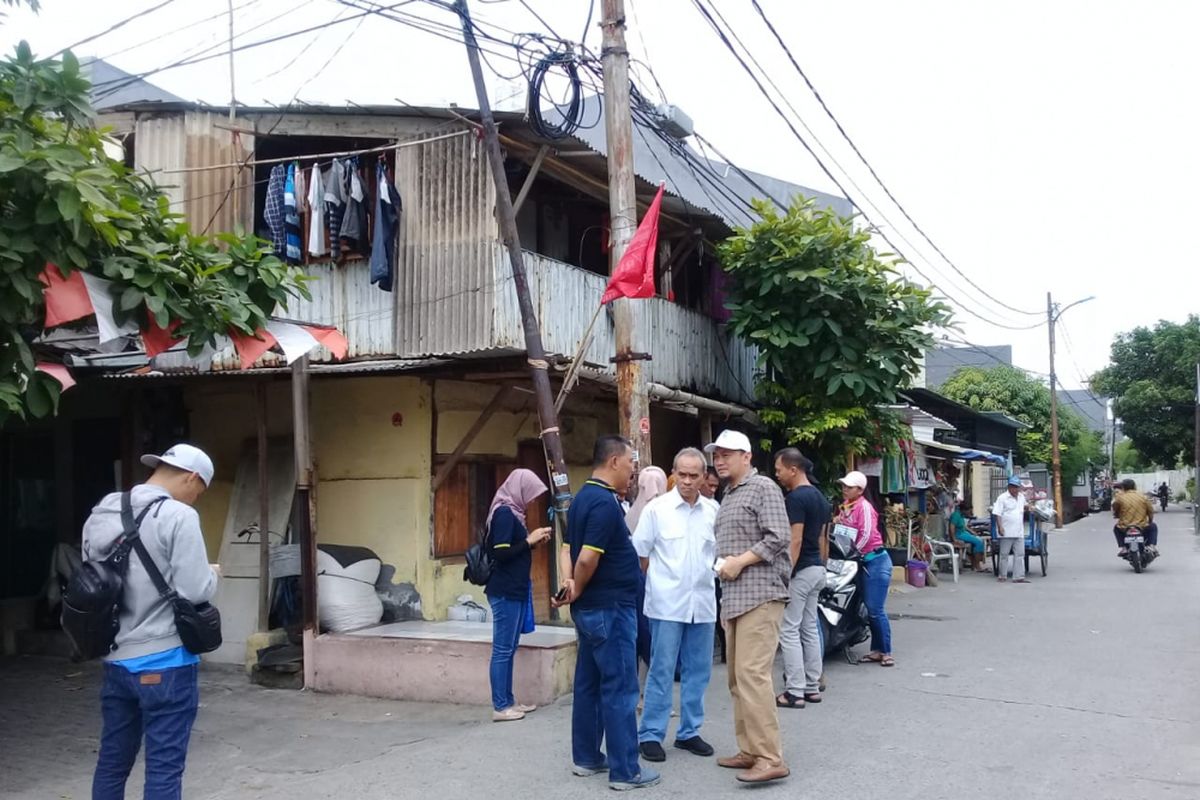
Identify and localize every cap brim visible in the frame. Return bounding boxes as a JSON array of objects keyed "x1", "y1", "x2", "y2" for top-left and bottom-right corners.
[
  {"x1": 703, "y1": 443, "x2": 718, "y2": 453},
  {"x1": 140, "y1": 454, "x2": 163, "y2": 470}
]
